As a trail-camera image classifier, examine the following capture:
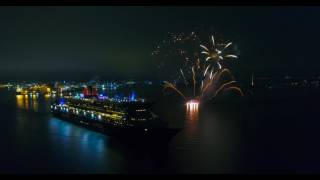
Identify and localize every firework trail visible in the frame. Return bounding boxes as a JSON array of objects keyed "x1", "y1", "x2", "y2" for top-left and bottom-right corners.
[
  {"x1": 180, "y1": 68, "x2": 188, "y2": 87},
  {"x1": 192, "y1": 66, "x2": 196, "y2": 97},
  {"x1": 221, "y1": 86, "x2": 244, "y2": 96},
  {"x1": 163, "y1": 81, "x2": 187, "y2": 101},
  {"x1": 214, "y1": 80, "x2": 237, "y2": 97}
]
